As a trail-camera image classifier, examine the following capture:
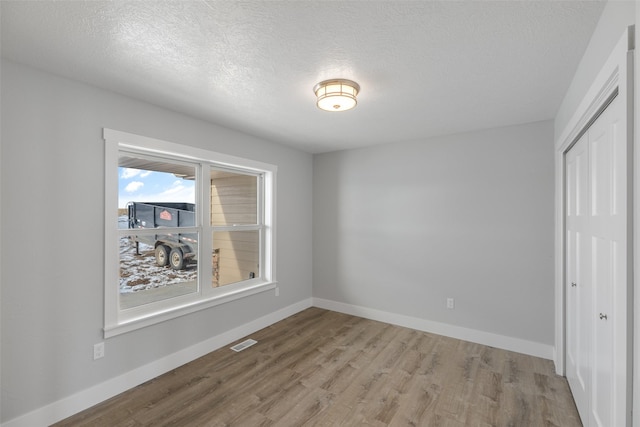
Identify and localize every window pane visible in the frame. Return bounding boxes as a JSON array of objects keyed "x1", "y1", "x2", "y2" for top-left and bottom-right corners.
[
  {"x1": 118, "y1": 155, "x2": 198, "y2": 308},
  {"x1": 213, "y1": 230, "x2": 259, "y2": 287},
  {"x1": 210, "y1": 168, "x2": 257, "y2": 226},
  {"x1": 119, "y1": 236, "x2": 198, "y2": 309},
  {"x1": 119, "y1": 155, "x2": 196, "y2": 217}
]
